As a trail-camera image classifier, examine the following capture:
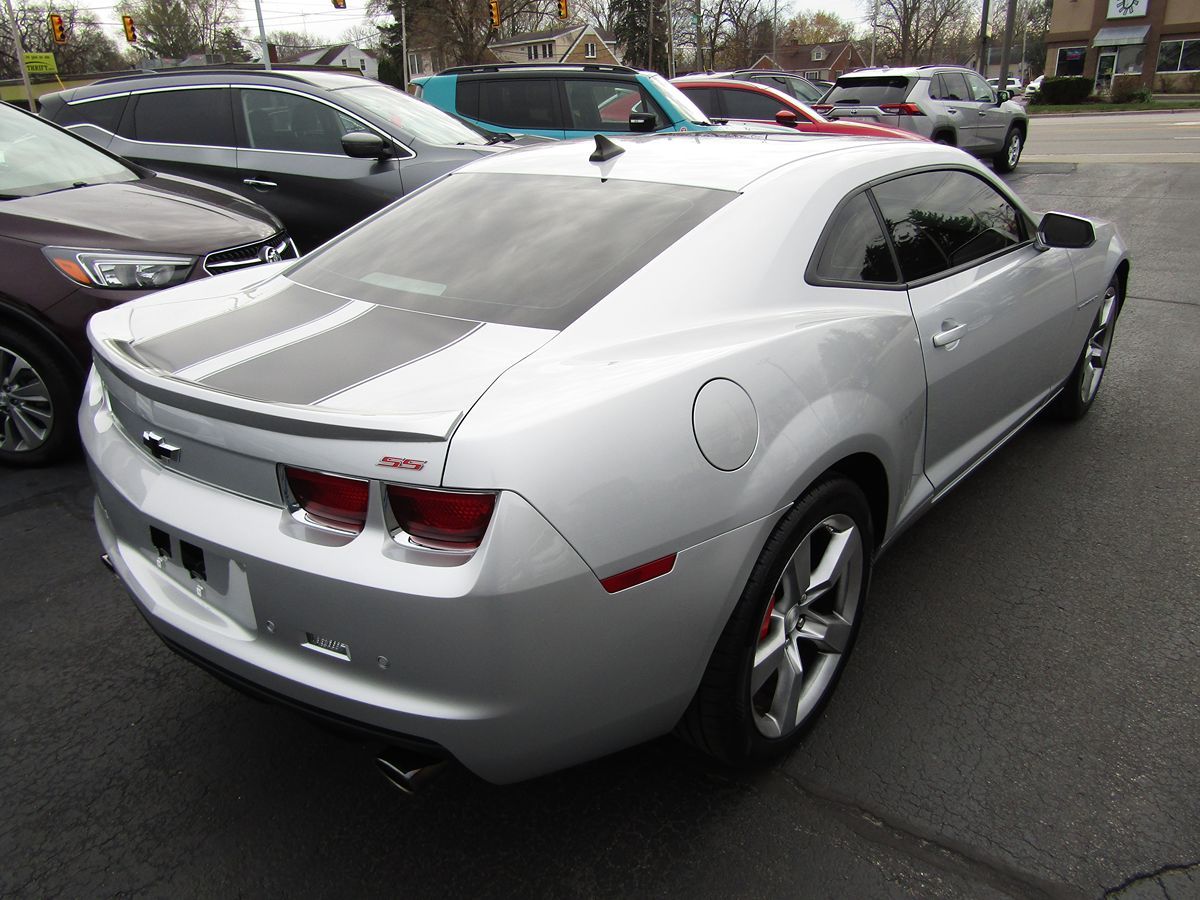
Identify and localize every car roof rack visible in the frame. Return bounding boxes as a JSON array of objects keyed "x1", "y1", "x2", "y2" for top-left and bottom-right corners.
[
  {"x1": 436, "y1": 62, "x2": 639, "y2": 76},
  {"x1": 89, "y1": 64, "x2": 356, "y2": 87}
]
